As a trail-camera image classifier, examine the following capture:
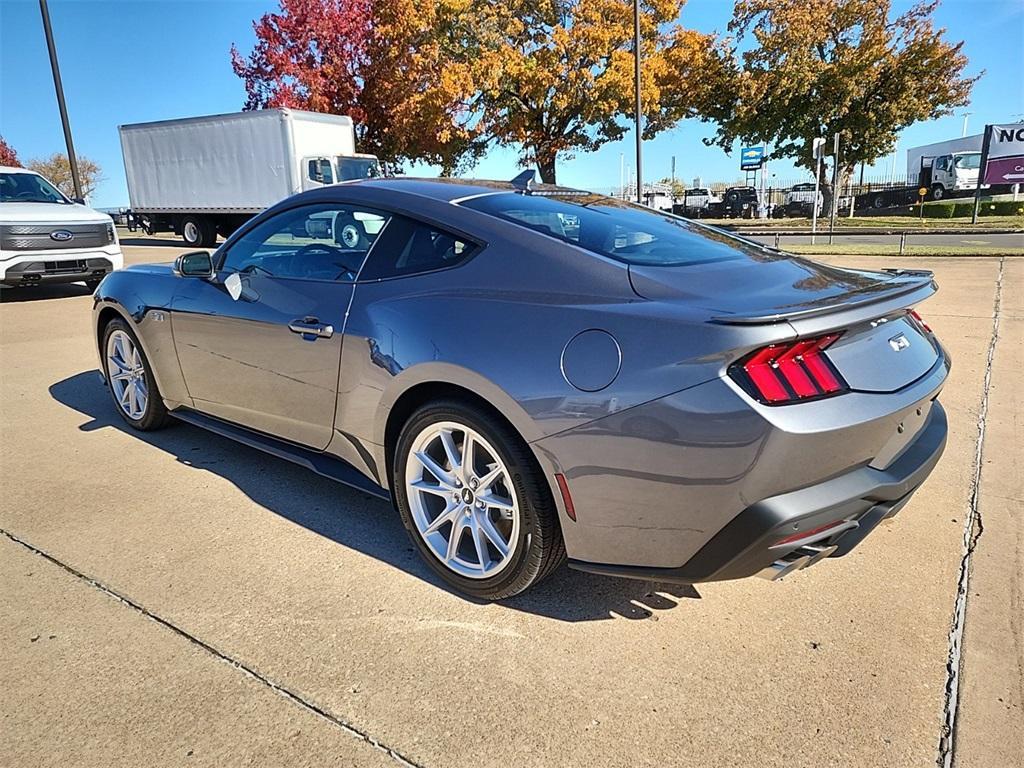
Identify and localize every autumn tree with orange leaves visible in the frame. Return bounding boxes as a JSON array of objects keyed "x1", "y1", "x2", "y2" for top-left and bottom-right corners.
[
  {"x1": 469, "y1": 0, "x2": 721, "y2": 183},
  {"x1": 702, "y1": 0, "x2": 977, "y2": 189},
  {"x1": 231, "y1": 0, "x2": 482, "y2": 172}
]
